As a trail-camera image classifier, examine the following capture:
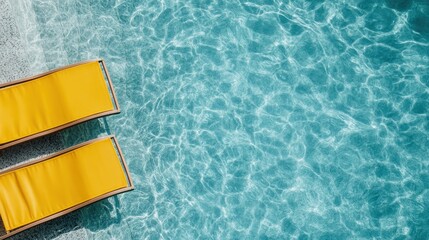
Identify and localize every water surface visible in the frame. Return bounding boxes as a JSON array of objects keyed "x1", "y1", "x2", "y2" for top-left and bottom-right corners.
[{"x1": 11, "y1": 0, "x2": 429, "y2": 239}]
